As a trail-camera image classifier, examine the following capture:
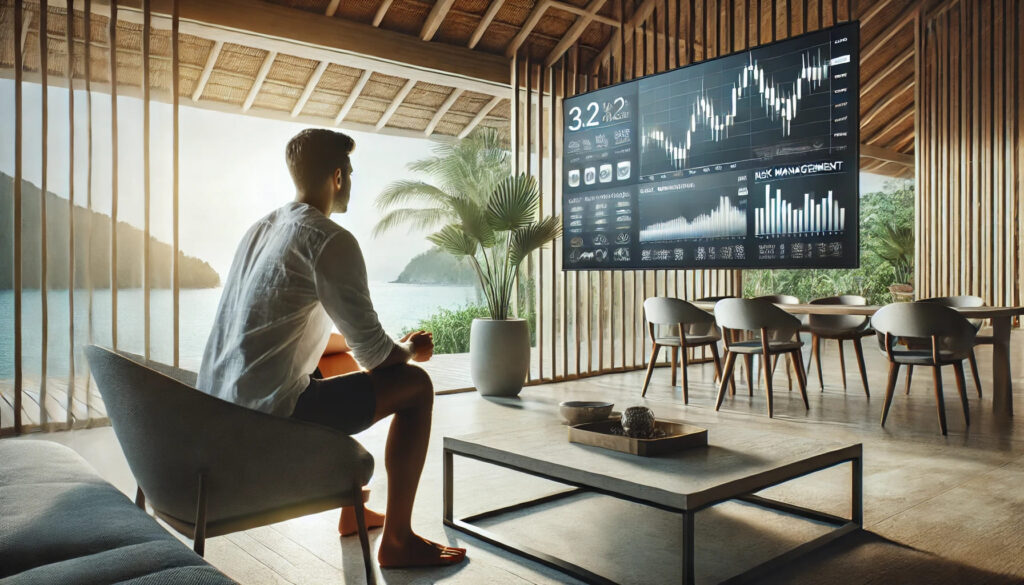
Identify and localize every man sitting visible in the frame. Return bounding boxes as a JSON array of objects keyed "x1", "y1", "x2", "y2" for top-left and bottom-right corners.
[{"x1": 197, "y1": 128, "x2": 465, "y2": 568}]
